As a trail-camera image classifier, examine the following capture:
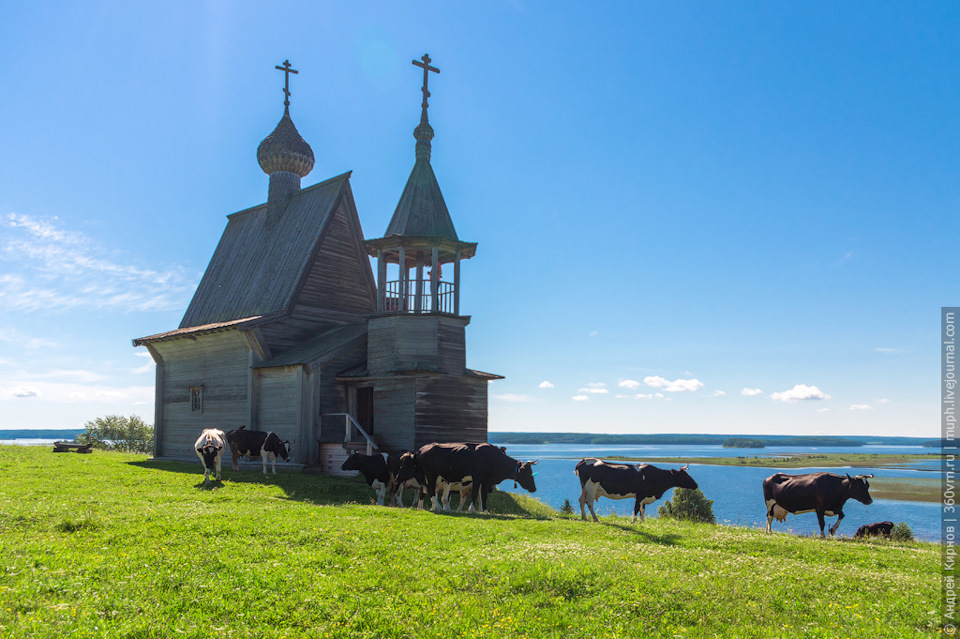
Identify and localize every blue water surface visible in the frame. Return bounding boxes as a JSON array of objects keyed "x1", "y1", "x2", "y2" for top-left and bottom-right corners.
[{"x1": 496, "y1": 444, "x2": 942, "y2": 542}]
